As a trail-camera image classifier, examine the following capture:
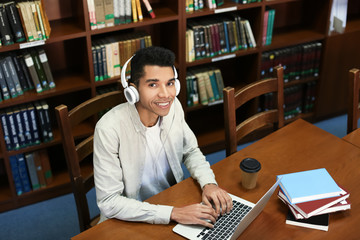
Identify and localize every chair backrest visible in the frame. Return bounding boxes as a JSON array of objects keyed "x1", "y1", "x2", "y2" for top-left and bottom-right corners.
[
  {"x1": 223, "y1": 66, "x2": 284, "y2": 157},
  {"x1": 347, "y1": 68, "x2": 360, "y2": 134},
  {"x1": 55, "y1": 90, "x2": 123, "y2": 232}
]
